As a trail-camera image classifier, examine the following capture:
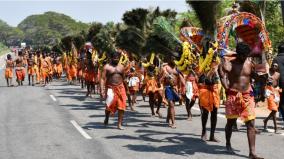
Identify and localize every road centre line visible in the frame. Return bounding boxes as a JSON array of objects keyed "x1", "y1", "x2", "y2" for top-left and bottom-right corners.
[{"x1": 70, "y1": 120, "x2": 92, "y2": 139}]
